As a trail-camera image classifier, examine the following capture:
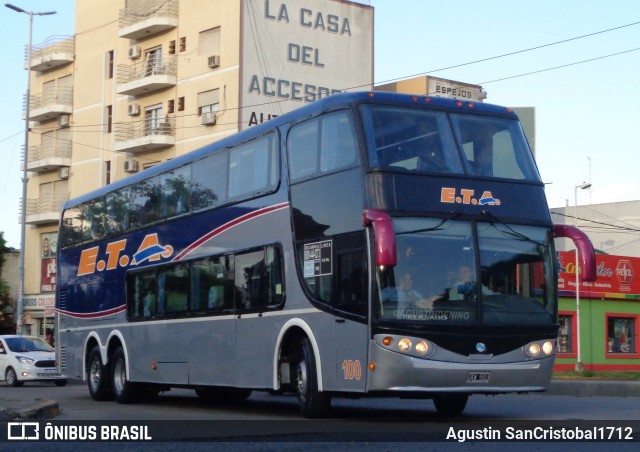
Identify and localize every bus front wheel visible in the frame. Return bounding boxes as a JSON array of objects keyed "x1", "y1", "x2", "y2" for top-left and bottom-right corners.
[
  {"x1": 433, "y1": 393, "x2": 469, "y2": 416},
  {"x1": 111, "y1": 346, "x2": 139, "y2": 404},
  {"x1": 87, "y1": 346, "x2": 113, "y2": 401},
  {"x1": 295, "y1": 338, "x2": 331, "y2": 418}
]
